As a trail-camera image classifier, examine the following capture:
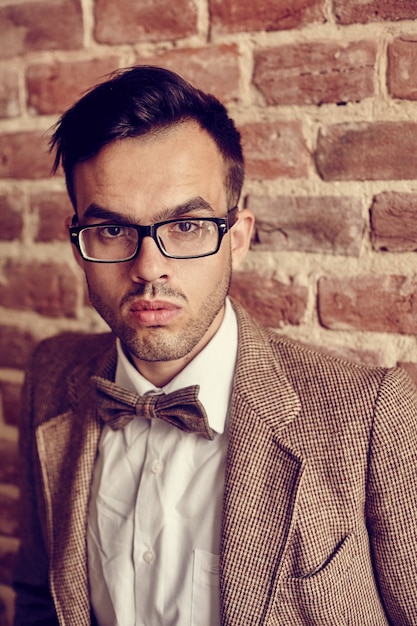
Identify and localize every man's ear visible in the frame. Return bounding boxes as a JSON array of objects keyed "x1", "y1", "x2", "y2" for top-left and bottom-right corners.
[
  {"x1": 66, "y1": 214, "x2": 84, "y2": 270},
  {"x1": 230, "y1": 208, "x2": 255, "y2": 270}
]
